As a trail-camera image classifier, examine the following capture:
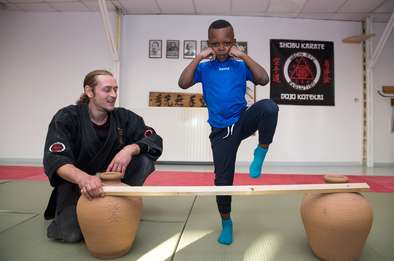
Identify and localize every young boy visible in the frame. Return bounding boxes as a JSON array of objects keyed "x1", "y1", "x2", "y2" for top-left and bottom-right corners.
[{"x1": 178, "y1": 19, "x2": 279, "y2": 245}]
